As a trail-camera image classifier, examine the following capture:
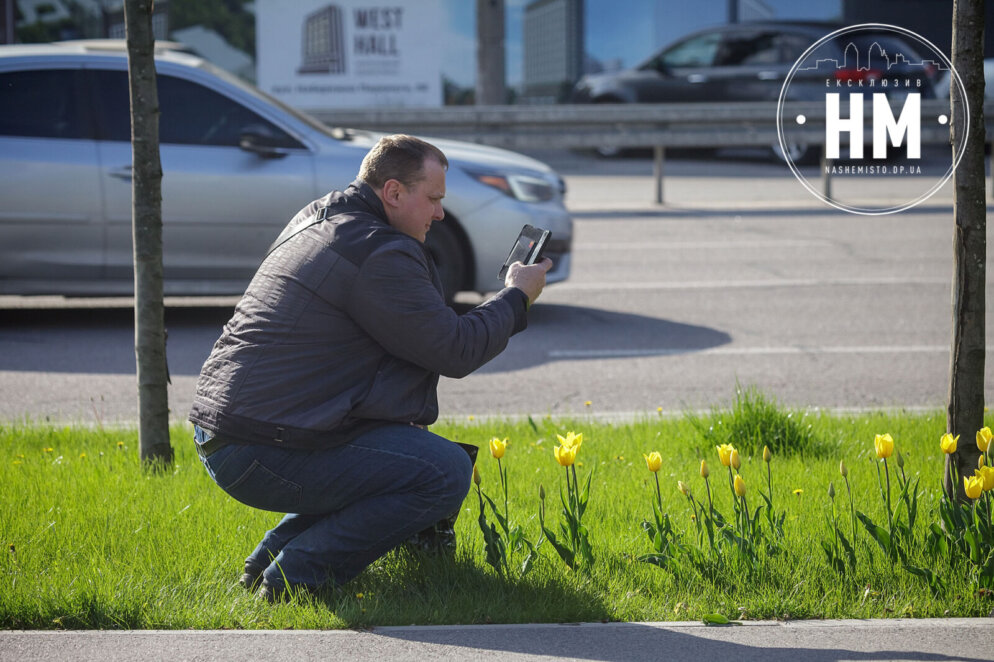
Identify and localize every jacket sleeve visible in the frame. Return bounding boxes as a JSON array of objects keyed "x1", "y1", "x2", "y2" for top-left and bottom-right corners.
[{"x1": 345, "y1": 241, "x2": 528, "y2": 378}]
